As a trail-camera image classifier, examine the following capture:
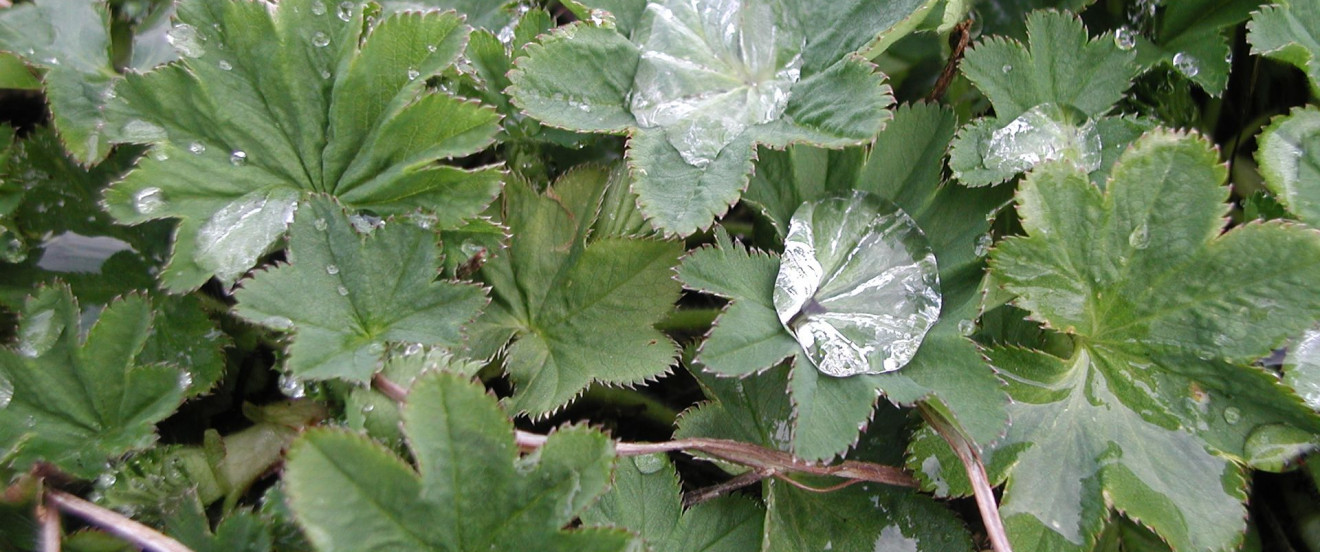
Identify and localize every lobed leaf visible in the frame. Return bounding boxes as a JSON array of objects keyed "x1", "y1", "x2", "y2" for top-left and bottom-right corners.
[
  {"x1": 1248, "y1": 0, "x2": 1320, "y2": 89},
  {"x1": 103, "y1": 0, "x2": 502, "y2": 291},
  {"x1": 285, "y1": 372, "x2": 632, "y2": 551},
  {"x1": 234, "y1": 196, "x2": 486, "y2": 382},
  {"x1": 1256, "y1": 106, "x2": 1320, "y2": 227}
]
